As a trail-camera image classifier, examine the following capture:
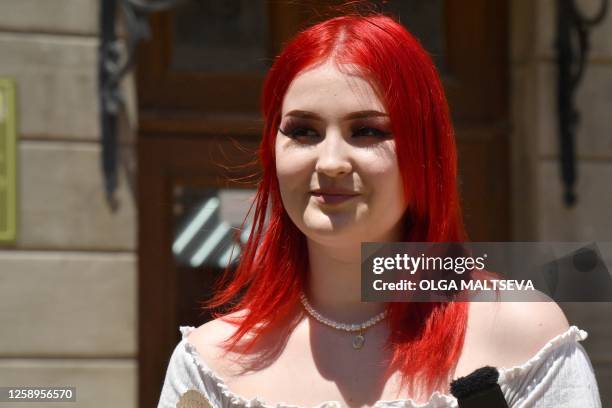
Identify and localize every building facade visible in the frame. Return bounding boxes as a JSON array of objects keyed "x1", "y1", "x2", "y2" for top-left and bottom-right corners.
[{"x1": 0, "y1": 1, "x2": 610, "y2": 407}]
